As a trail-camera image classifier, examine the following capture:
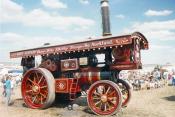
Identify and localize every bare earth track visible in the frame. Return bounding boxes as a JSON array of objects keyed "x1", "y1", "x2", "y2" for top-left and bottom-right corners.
[{"x1": 0, "y1": 86, "x2": 175, "y2": 117}]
